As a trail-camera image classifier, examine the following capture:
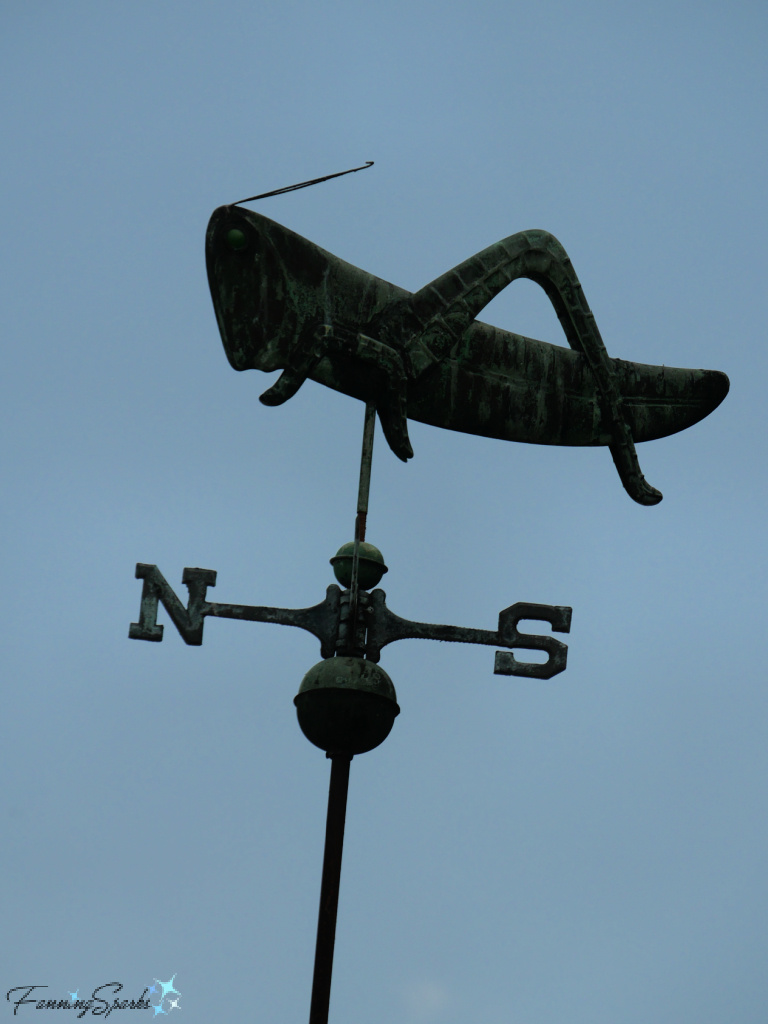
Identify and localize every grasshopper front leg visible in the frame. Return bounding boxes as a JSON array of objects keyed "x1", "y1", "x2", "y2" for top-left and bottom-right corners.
[
  {"x1": 350, "y1": 331, "x2": 413, "y2": 460},
  {"x1": 260, "y1": 324, "x2": 414, "y2": 461}
]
